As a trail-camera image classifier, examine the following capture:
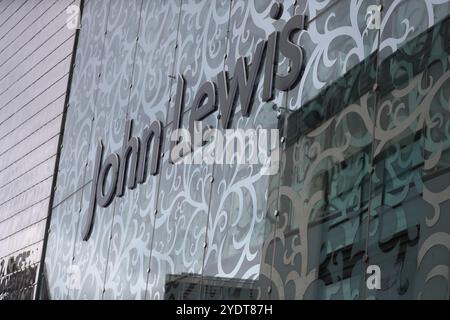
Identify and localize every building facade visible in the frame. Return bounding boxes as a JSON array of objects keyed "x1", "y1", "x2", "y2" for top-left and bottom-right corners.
[
  {"x1": 1, "y1": 0, "x2": 450, "y2": 300},
  {"x1": 0, "y1": 0, "x2": 79, "y2": 299}
]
